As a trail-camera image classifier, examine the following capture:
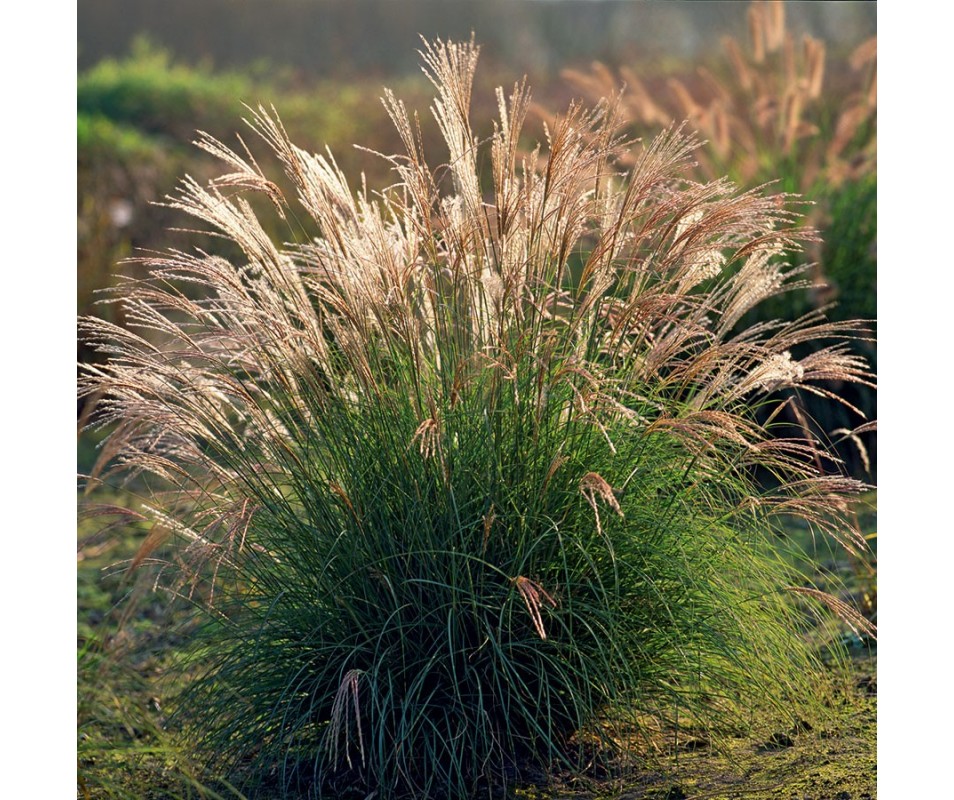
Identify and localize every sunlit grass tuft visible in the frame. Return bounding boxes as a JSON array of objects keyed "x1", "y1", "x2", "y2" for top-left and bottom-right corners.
[{"x1": 80, "y1": 37, "x2": 875, "y2": 798}]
